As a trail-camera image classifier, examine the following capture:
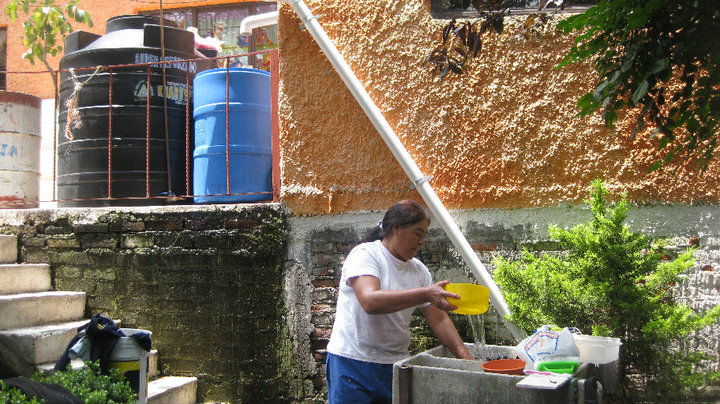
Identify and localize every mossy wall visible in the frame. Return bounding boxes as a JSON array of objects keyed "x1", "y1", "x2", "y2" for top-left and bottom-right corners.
[{"x1": 0, "y1": 204, "x2": 301, "y2": 403}]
